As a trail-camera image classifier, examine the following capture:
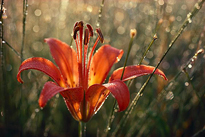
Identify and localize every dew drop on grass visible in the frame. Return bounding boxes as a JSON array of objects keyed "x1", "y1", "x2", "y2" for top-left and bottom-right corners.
[
  {"x1": 116, "y1": 57, "x2": 120, "y2": 61},
  {"x1": 96, "y1": 22, "x2": 100, "y2": 27},
  {"x1": 188, "y1": 18, "x2": 192, "y2": 23},
  {"x1": 195, "y1": 3, "x2": 200, "y2": 9},
  {"x1": 188, "y1": 64, "x2": 192, "y2": 68},
  {"x1": 185, "y1": 82, "x2": 189, "y2": 86},
  {"x1": 35, "y1": 108, "x2": 40, "y2": 113},
  {"x1": 166, "y1": 91, "x2": 174, "y2": 100}
]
